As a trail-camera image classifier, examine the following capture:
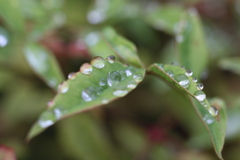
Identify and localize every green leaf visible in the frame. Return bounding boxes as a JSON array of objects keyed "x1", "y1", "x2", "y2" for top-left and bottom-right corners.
[
  {"x1": 148, "y1": 63, "x2": 227, "y2": 159},
  {"x1": 27, "y1": 56, "x2": 145, "y2": 140},
  {"x1": 145, "y1": 4, "x2": 184, "y2": 35},
  {"x1": 23, "y1": 43, "x2": 64, "y2": 90},
  {"x1": 85, "y1": 27, "x2": 143, "y2": 68},
  {"x1": 176, "y1": 8, "x2": 208, "y2": 78},
  {"x1": 57, "y1": 114, "x2": 119, "y2": 160},
  {"x1": 219, "y1": 57, "x2": 240, "y2": 75},
  {"x1": 0, "y1": 0, "x2": 25, "y2": 32}
]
